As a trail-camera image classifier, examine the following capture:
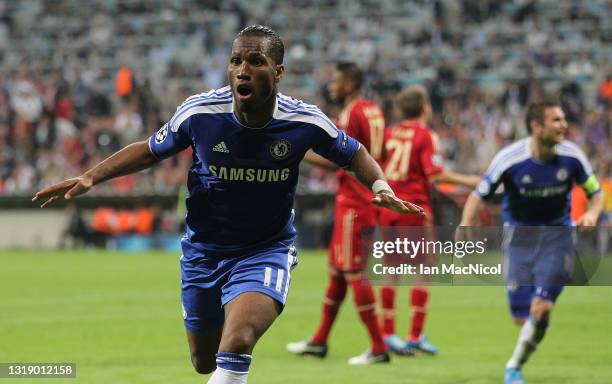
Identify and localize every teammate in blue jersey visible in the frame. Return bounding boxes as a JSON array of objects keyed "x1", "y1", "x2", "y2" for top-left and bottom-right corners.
[
  {"x1": 32, "y1": 25, "x2": 424, "y2": 384},
  {"x1": 459, "y1": 100, "x2": 603, "y2": 384}
]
